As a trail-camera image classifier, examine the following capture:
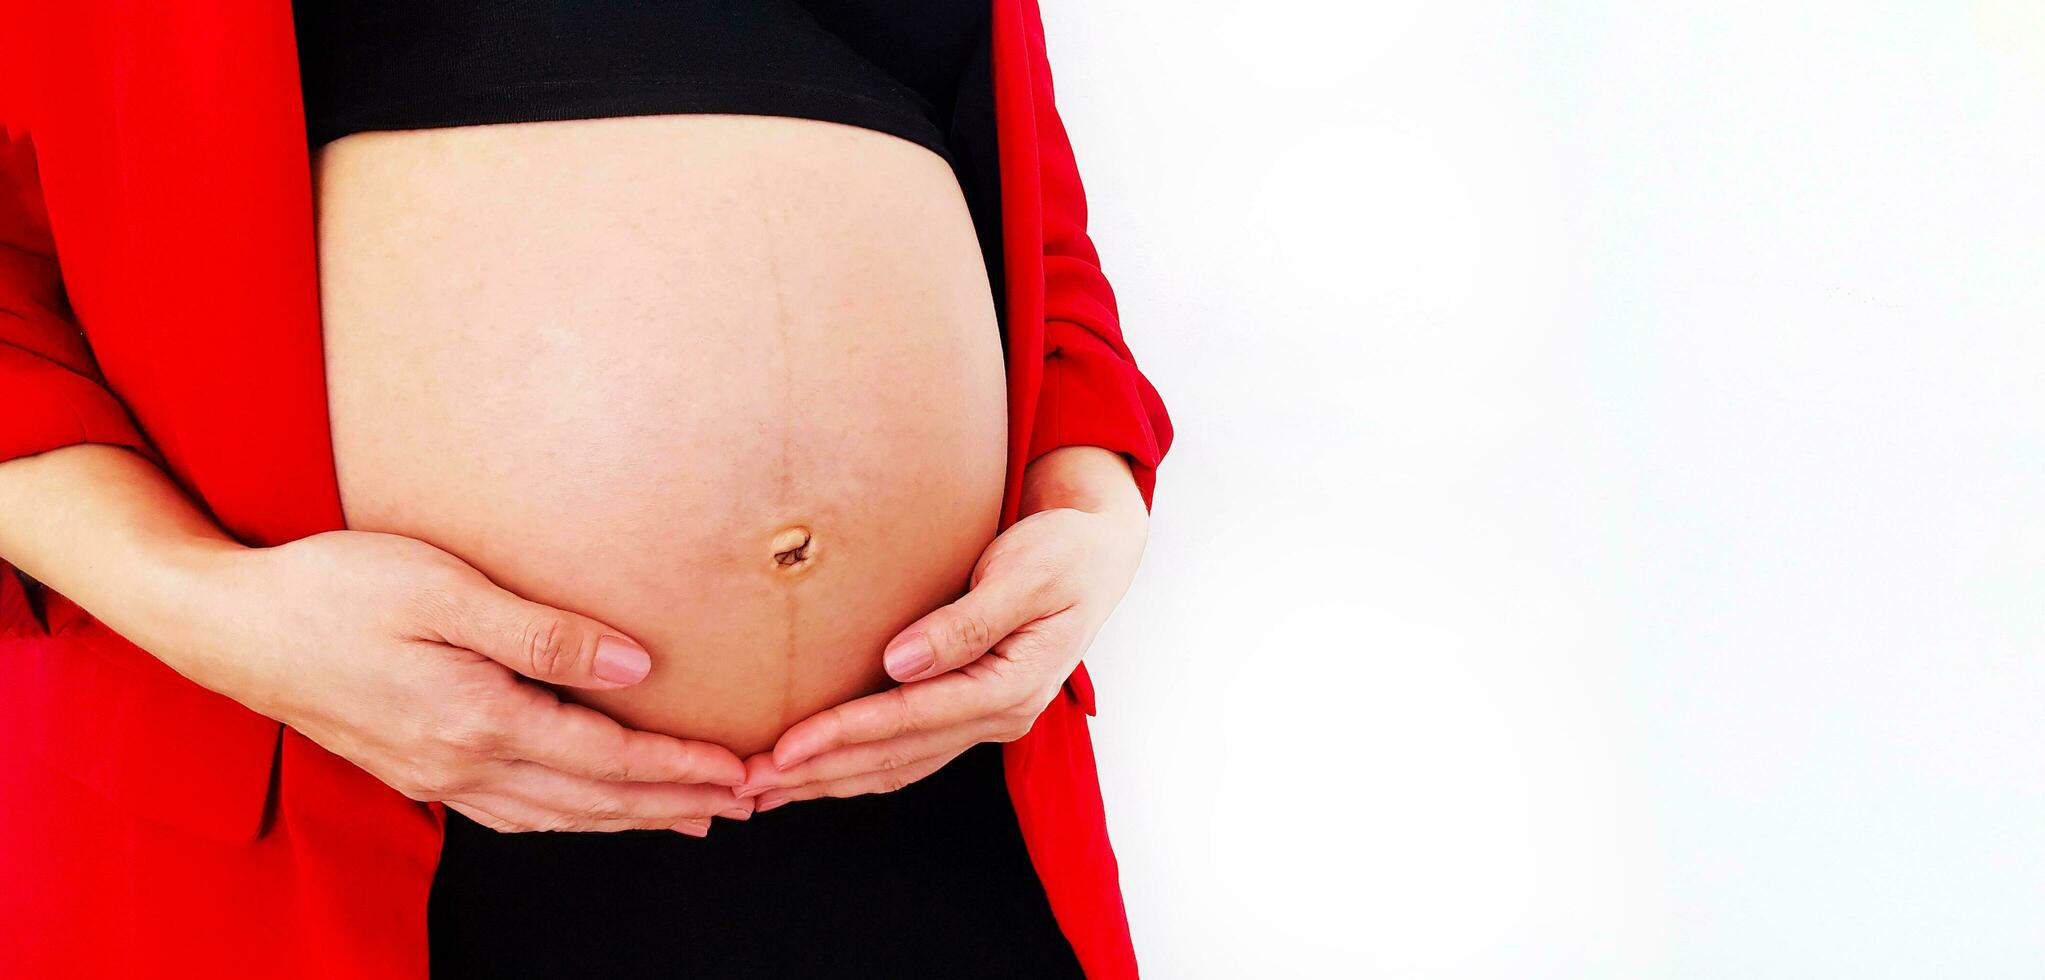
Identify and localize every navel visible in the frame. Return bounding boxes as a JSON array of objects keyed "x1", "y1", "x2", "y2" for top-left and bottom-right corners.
[{"x1": 769, "y1": 525, "x2": 817, "y2": 572}]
